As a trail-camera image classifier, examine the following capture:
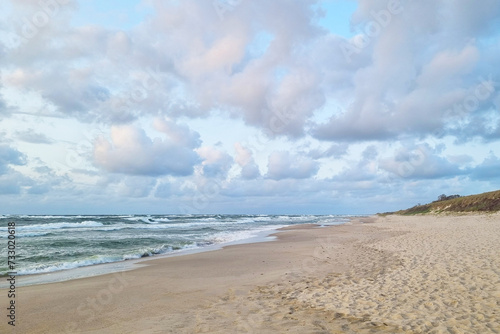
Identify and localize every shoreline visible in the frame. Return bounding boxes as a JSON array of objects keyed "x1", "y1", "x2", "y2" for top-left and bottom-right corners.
[
  {"x1": 2, "y1": 214, "x2": 498, "y2": 333},
  {"x1": 0, "y1": 215, "x2": 363, "y2": 289},
  {"x1": 1, "y1": 217, "x2": 364, "y2": 288},
  {"x1": 0, "y1": 225, "x2": 283, "y2": 288}
]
